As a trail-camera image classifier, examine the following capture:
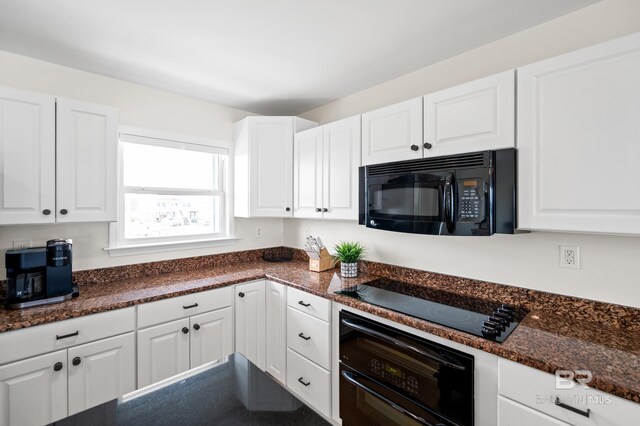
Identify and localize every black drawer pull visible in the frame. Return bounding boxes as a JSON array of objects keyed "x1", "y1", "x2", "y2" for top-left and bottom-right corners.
[
  {"x1": 183, "y1": 303, "x2": 199, "y2": 309},
  {"x1": 298, "y1": 332, "x2": 311, "y2": 341},
  {"x1": 298, "y1": 301, "x2": 311, "y2": 307},
  {"x1": 554, "y1": 397, "x2": 590, "y2": 418},
  {"x1": 56, "y1": 331, "x2": 79, "y2": 340},
  {"x1": 298, "y1": 377, "x2": 310, "y2": 386}
]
